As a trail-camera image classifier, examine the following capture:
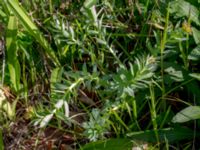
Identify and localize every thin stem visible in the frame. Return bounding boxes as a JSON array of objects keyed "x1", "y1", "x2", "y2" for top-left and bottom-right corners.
[
  {"x1": 179, "y1": 41, "x2": 188, "y2": 70},
  {"x1": 149, "y1": 84, "x2": 159, "y2": 143},
  {"x1": 1, "y1": 38, "x2": 5, "y2": 86},
  {"x1": 160, "y1": 4, "x2": 169, "y2": 111},
  {"x1": 49, "y1": 0, "x2": 53, "y2": 14}
]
